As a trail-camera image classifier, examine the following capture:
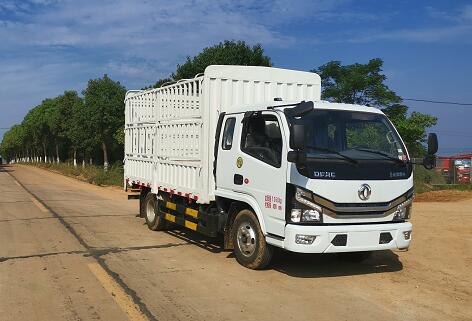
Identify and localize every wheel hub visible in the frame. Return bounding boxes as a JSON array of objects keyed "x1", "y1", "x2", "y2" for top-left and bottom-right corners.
[{"x1": 237, "y1": 222, "x2": 257, "y2": 257}]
